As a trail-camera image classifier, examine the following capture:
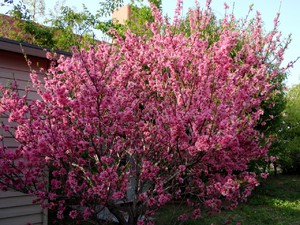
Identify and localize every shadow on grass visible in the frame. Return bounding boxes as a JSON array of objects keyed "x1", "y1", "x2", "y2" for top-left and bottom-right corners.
[{"x1": 156, "y1": 175, "x2": 300, "y2": 225}]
